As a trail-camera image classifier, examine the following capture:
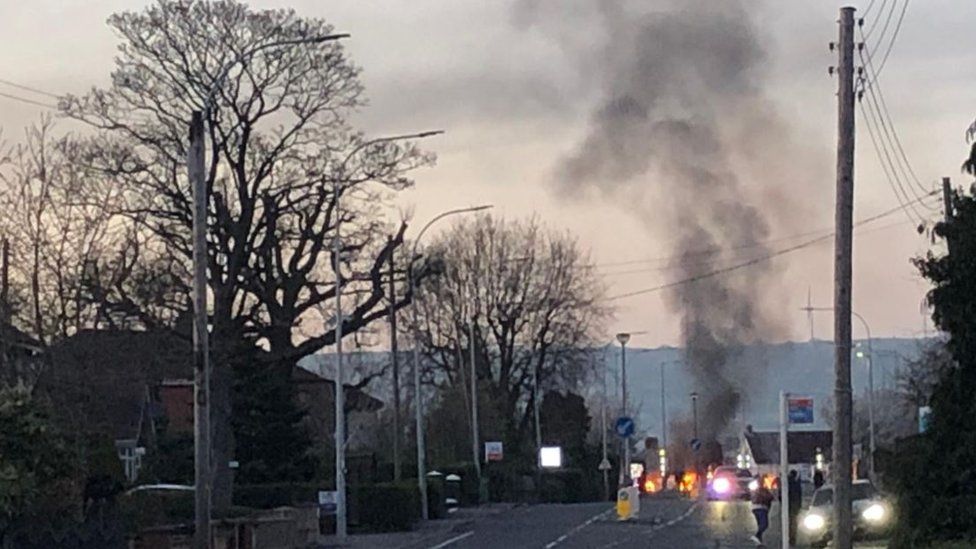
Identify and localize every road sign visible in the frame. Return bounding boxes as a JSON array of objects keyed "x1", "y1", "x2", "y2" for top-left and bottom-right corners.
[
  {"x1": 788, "y1": 396, "x2": 814, "y2": 424},
  {"x1": 318, "y1": 490, "x2": 338, "y2": 515},
  {"x1": 919, "y1": 406, "x2": 932, "y2": 433},
  {"x1": 689, "y1": 438, "x2": 702, "y2": 452},
  {"x1": 484, "y1": 441, "x2": 503, "y2": 462},
  {"x1": 615, "y1": 416, "x2": 636, "y2": 438}
]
